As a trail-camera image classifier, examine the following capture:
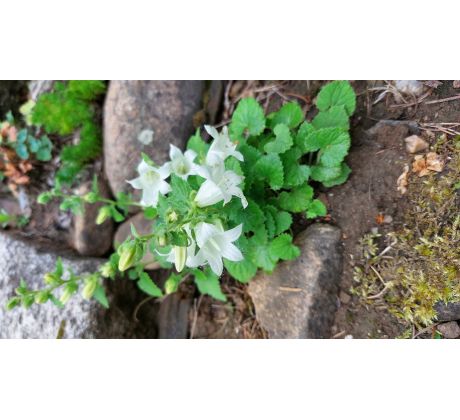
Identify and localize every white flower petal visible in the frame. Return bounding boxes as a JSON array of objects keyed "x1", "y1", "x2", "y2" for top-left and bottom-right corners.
[
  {"x1": 127, "y1": 176, "x2": 143, "y2": 190},
  {"x1": 158, "y1": 163, "x2": 171, "y2": 179},
  {"x1": 220, "y1": 243, "x2": 243, "y2": 262},
  {"x1": 194, "y1": 222, "x2": 219, "y2": 248},
  {"x1": 195, "y1": 180, "x2": 224, "y2": 207},
  {"x1": 187, "y1": 248, "x2": 206, "y2": 268},
  {"x1": 137, "y1": 159, "x2": 152, "y2": 175},
  {"x1": 184, "y1": 149, "x2": 197, "y2": 162},
  {"x1": 141, "y1": 186, "x2": 158, "y2": 207},
  {"x1": 158, "y1": 179, "x2": 171, "y2": 195},
  {"x1": 206, "y1": 249, "x2": 224, "y2": 276},
  {"x1": 169, "y1": 144, "x2": 182, "y2": 161},
  {"x1": 204, "y1": 125, "x2": 219, "y2": 140},
  {"x1": 222, "y1": 224, "x2": 243, "y2": 243}
]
